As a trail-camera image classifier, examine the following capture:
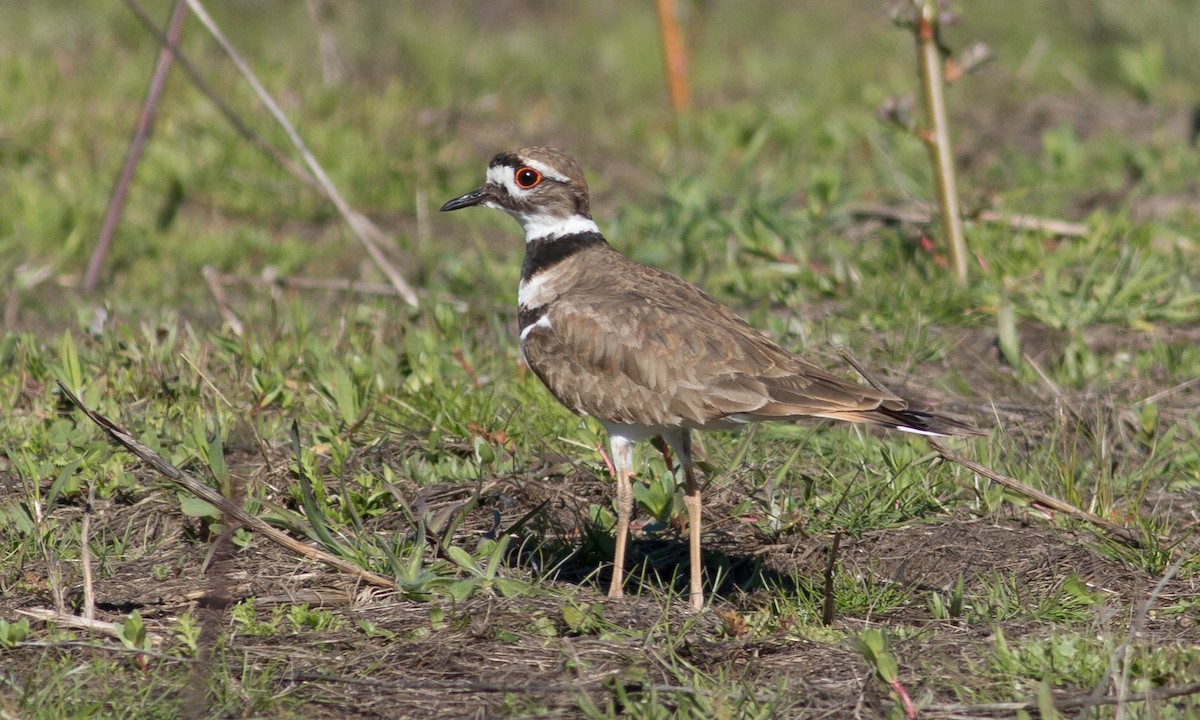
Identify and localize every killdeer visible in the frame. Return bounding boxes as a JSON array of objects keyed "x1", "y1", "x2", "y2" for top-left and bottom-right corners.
[{"x1": 441, "y1": 147, "x2": 983, "y2": 611}]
